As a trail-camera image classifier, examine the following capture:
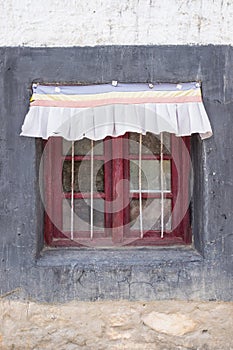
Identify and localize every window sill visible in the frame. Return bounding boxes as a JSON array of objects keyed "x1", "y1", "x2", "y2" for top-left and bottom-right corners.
[{"x1": 36, "y1": 245, "x2": 203, "y2": 267}]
